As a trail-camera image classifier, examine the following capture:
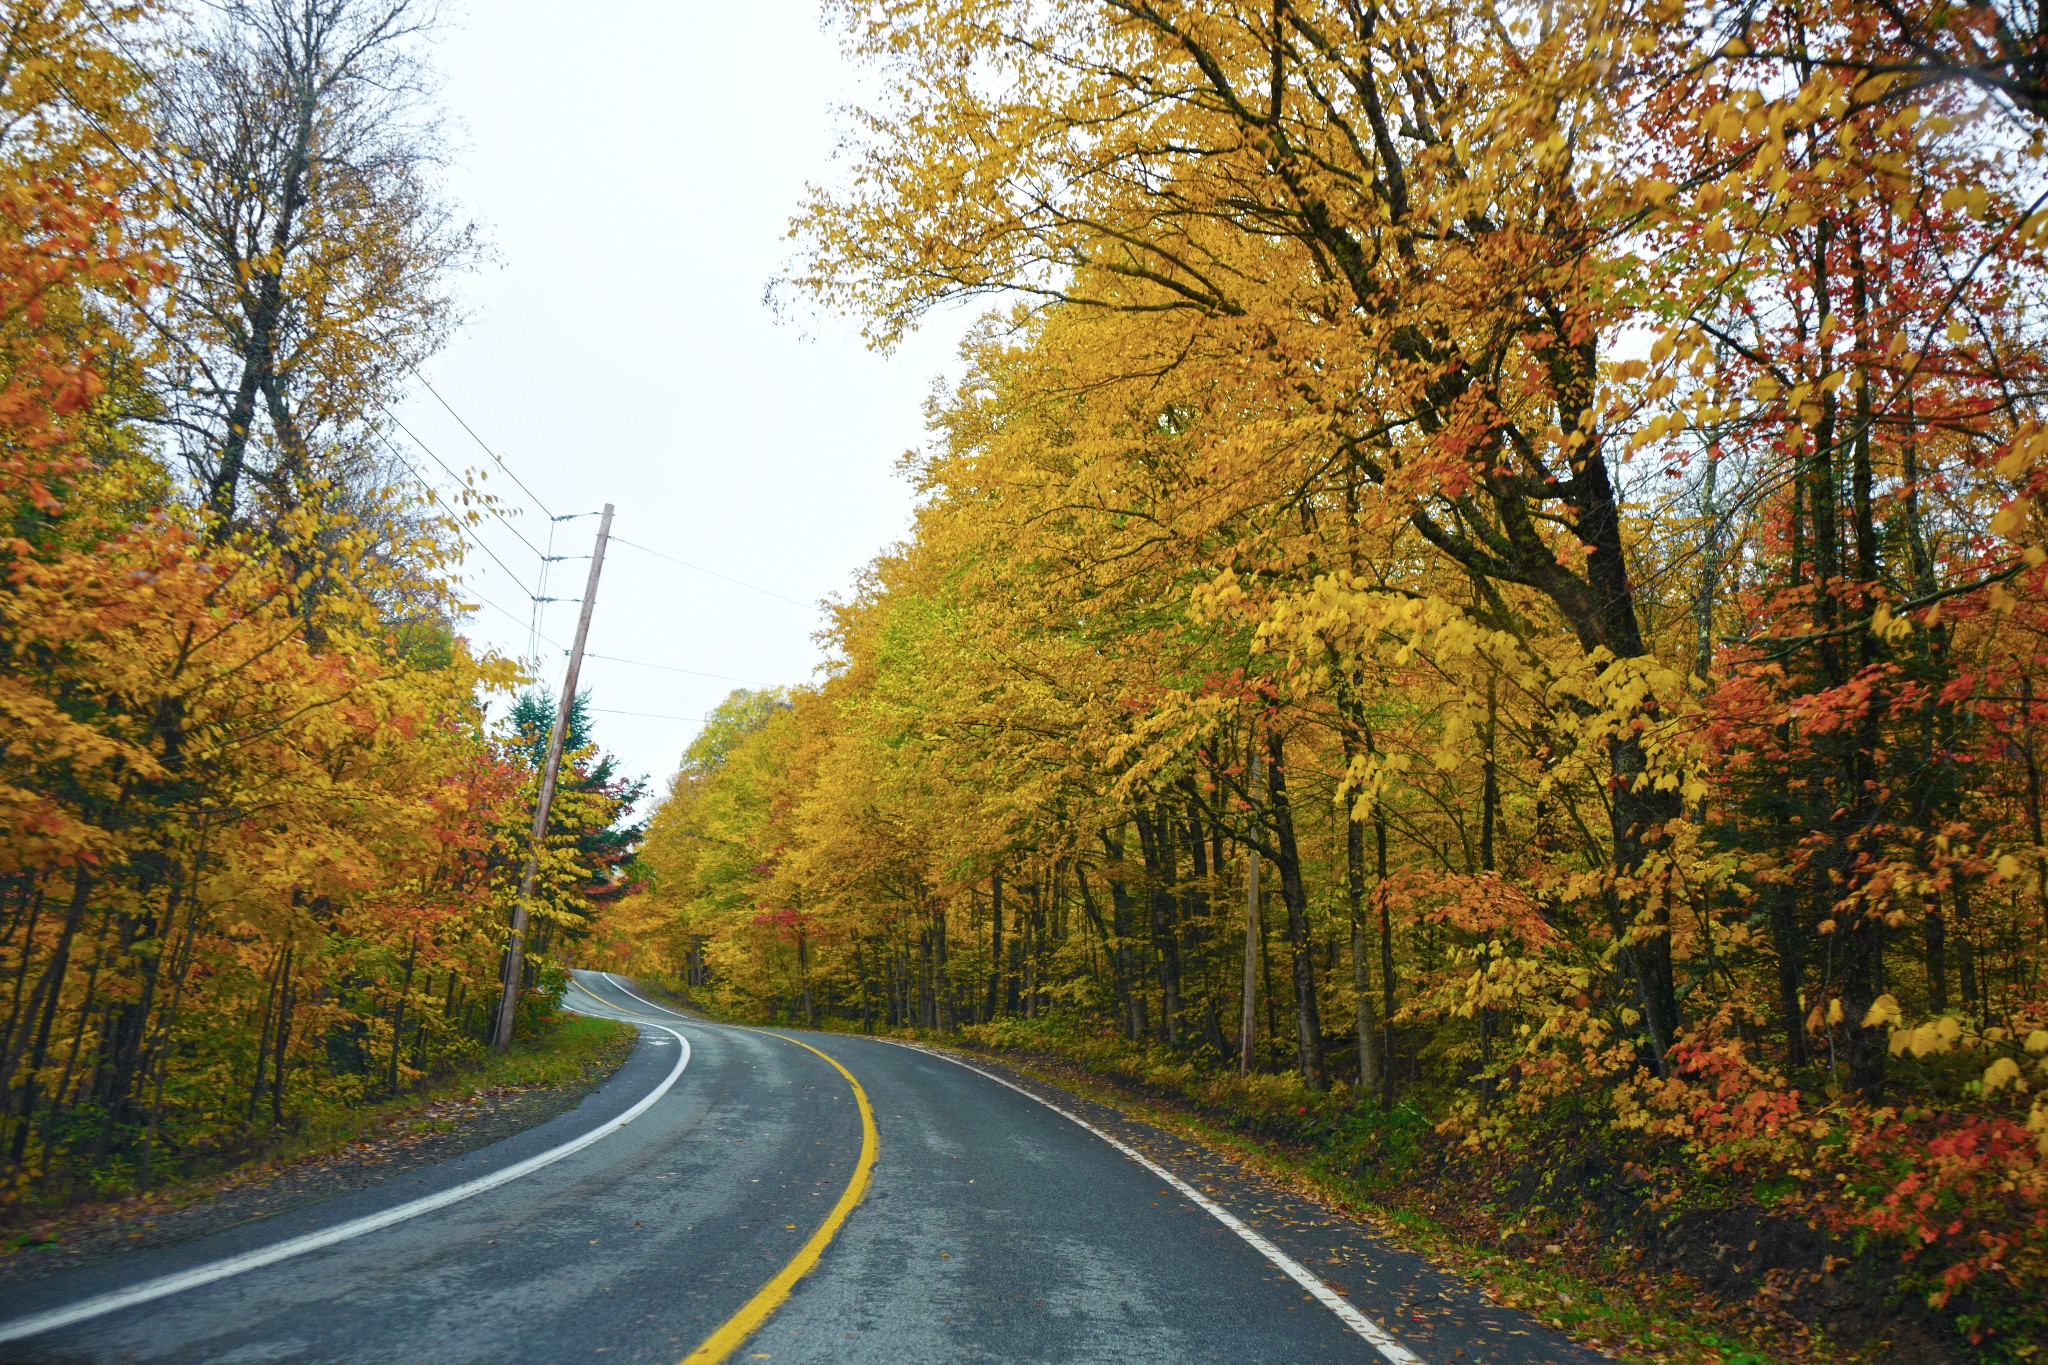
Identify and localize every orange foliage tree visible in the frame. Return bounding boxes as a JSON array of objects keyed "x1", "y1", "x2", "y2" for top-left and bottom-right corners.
[{"x1": 0, "y1": 1, "x2": 630, "y2": 1206}]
